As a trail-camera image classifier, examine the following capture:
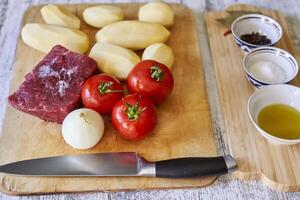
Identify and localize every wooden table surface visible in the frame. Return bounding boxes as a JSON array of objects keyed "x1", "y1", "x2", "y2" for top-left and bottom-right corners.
[{"x1": 0, "y1": 0, "x2": 299, "y2": 199}]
